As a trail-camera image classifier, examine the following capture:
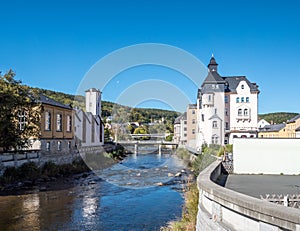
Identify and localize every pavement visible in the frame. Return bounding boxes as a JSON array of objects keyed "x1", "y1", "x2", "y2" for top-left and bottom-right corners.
[{"x1": 225, "y1": 174, "x2": 300, "y2": 199}]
